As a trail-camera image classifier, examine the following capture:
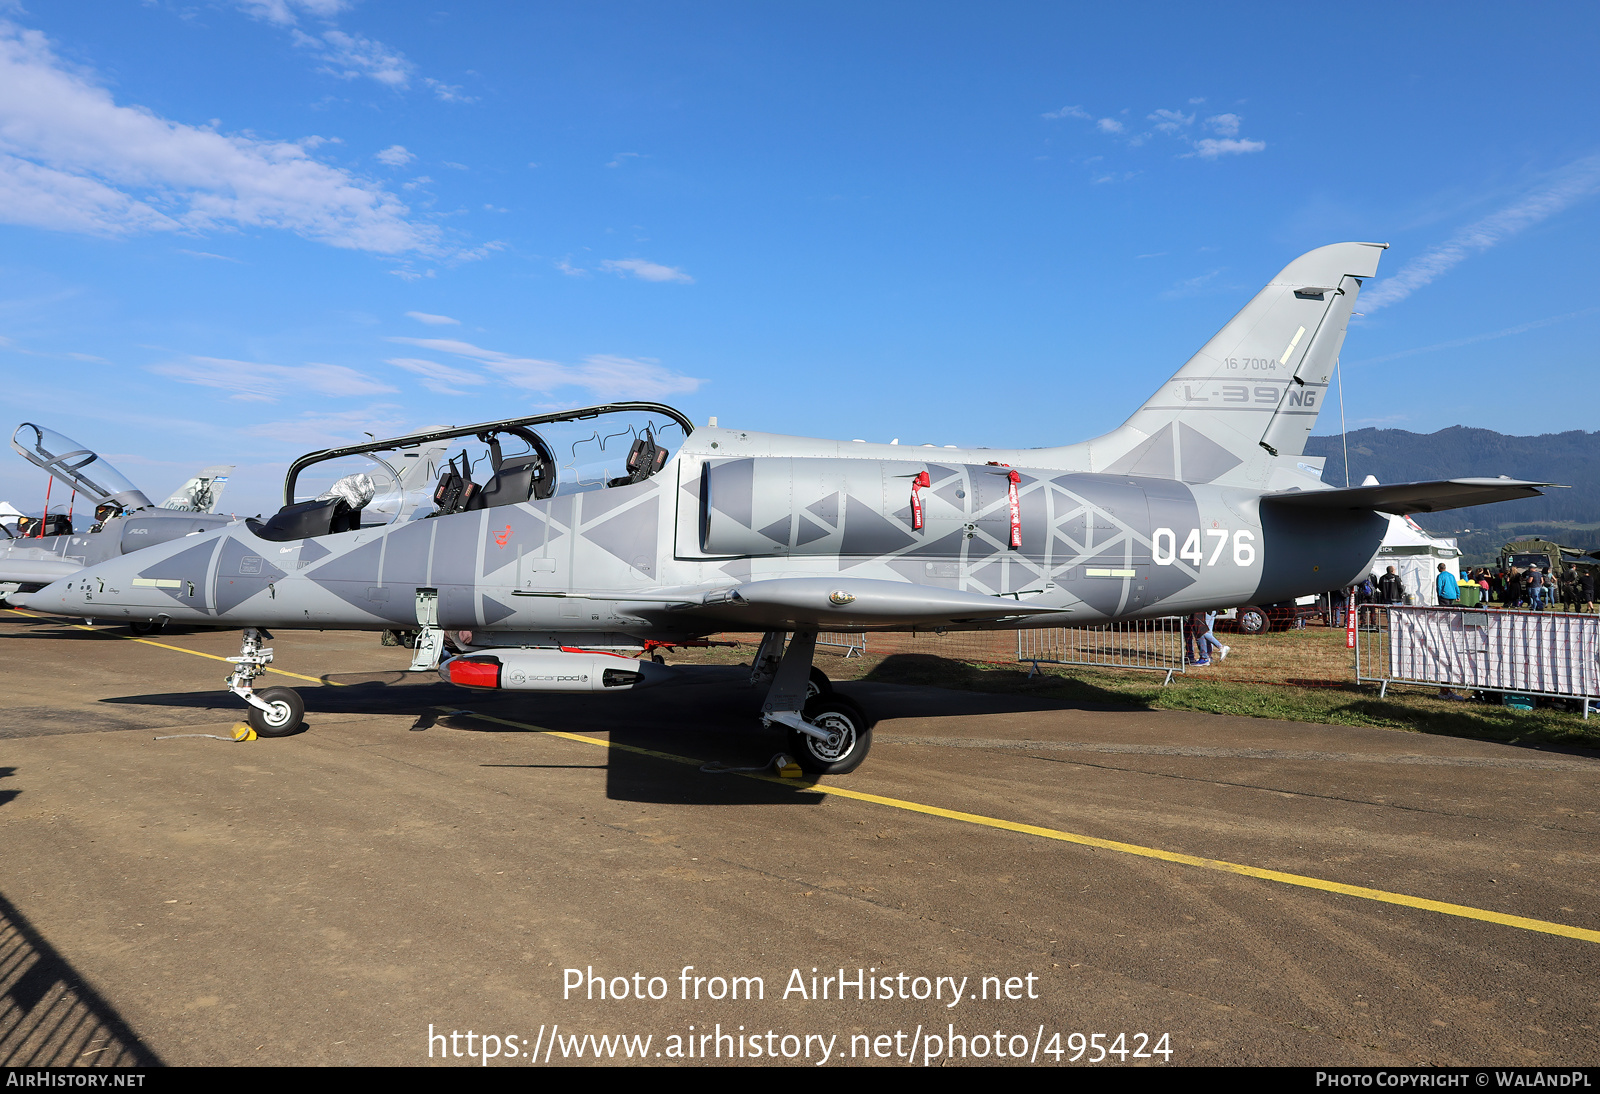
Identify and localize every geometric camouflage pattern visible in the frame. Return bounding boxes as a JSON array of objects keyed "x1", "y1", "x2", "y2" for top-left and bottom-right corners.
[{"x1": 34, "y1": 243, "x2": 1407, "y2": 637}]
